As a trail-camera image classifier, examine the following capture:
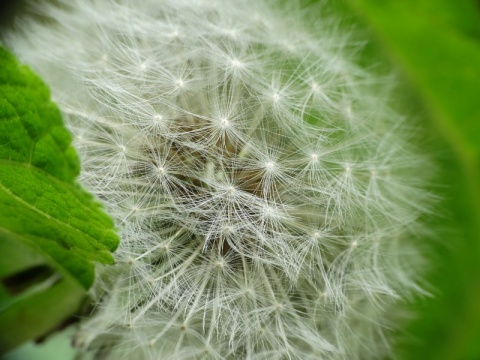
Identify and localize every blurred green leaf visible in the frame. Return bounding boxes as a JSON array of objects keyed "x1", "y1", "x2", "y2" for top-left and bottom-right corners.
[
  {"x1": 3, "y1": 326, "x2": 77, "y2": 360},
  {"x1": 345, "y1": 0, "x2": 480, "y2": 359},
  {"x1": 0, "y1": 275, "x2": 84, "y2": 354},
  {"x1": 0, "y1": 47, "x2": 118, "y2": 353}
]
